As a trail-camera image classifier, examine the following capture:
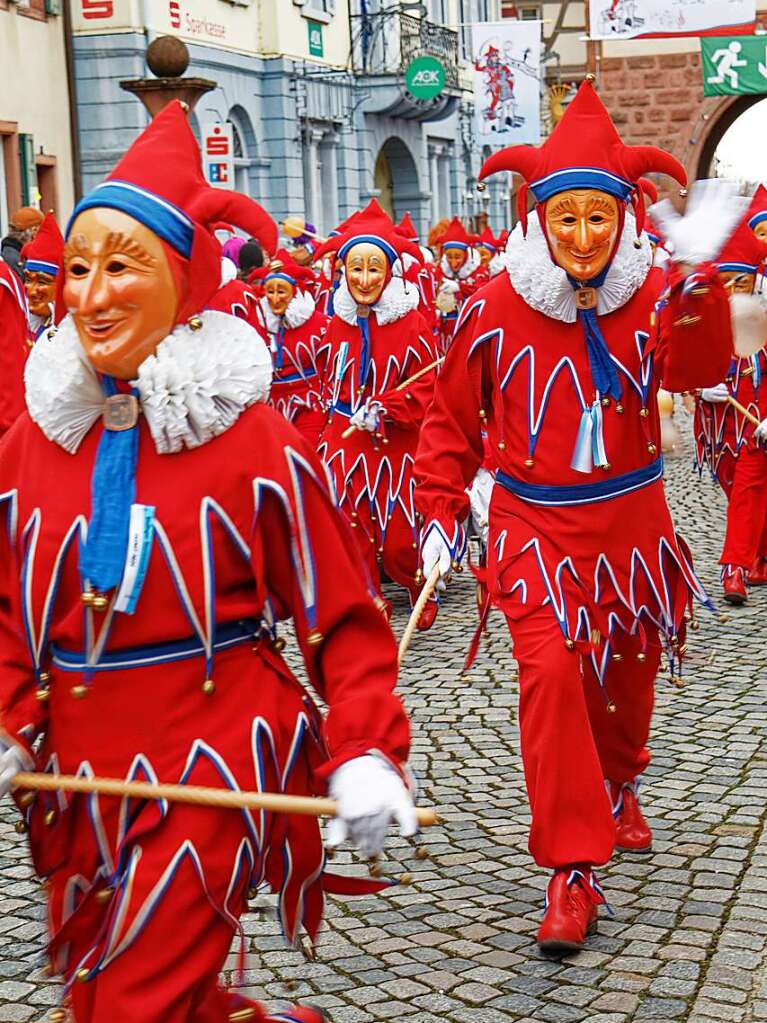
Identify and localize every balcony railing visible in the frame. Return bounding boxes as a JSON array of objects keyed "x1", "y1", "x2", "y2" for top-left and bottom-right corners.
[{"x1": 351, "y1": 9, "x2": 460, "y2": 89}]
